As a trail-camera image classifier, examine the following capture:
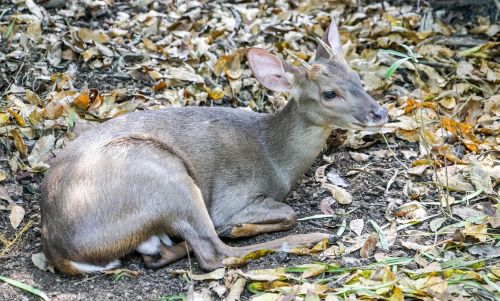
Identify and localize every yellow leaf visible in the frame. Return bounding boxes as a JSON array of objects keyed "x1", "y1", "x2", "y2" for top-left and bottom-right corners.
[
  {"x1": 301, "y1": 264, "x2": 327, "y2": 279},
  {"x1": 143, "y1": 38, "x2": 158, "y2": 52},
  {"x1": 11, "y1": 128, "x2": 28, "y2": 158},
  {"x1": 439, "y1": 96, "x2": 456, "y2": 109},
  {"x1": 207, "y1": 87, "x2": 225, "y2": 100},
  {"x1": 463, "y1": 222, "x2": 488, "y2": 242},
  {"x1": 78, "y1": 28, "x2": 109, "y2": 44},
  {"x1": 7, "y1": 108, "x2": 26, "y2": 127},
  {"x1": 25, "y1": 90, "x2": 42, "y2": 106},
  {"x1": 388, "y1": 286, "x2": 404, "y2": 301},
  {"x1": 0, "y1": 113, "x2": 9, "y2": 125}
]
